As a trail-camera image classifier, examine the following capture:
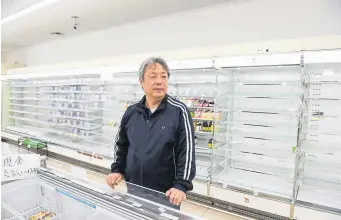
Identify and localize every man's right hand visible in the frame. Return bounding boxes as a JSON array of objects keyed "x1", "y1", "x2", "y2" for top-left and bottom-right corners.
[{"x1": 106, "y1": 173, "x2": 123, "y2": 189}]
